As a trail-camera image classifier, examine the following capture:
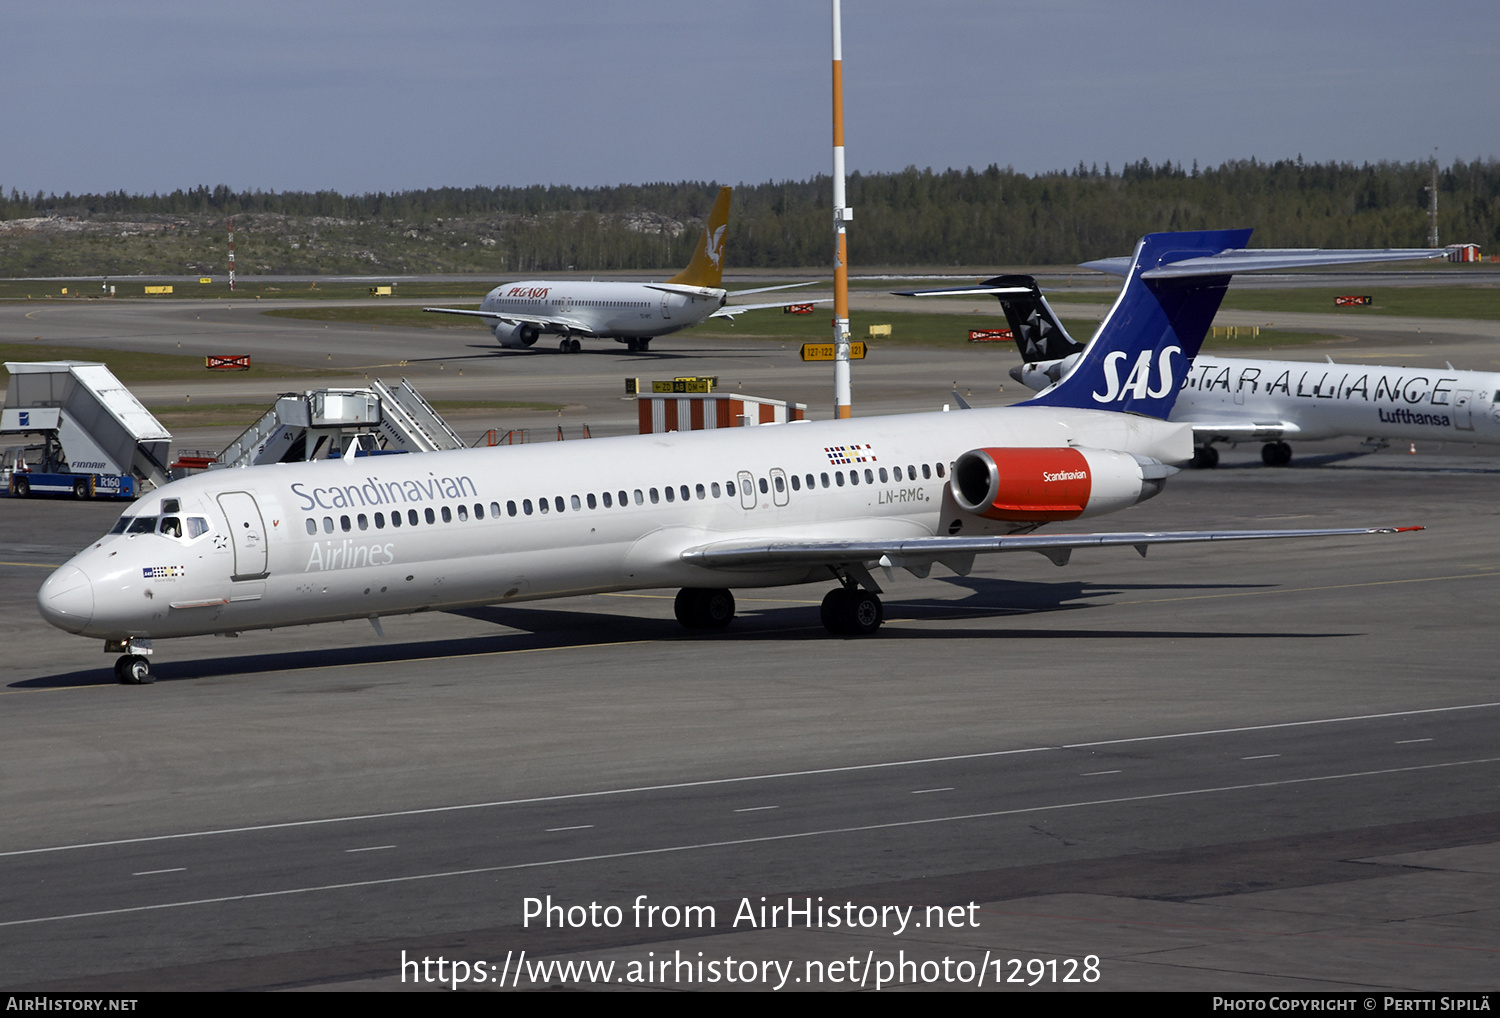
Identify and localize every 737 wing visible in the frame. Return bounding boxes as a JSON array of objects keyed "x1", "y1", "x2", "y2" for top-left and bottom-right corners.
[
  {"x1": 681, "y1": 525, "x2": 1421, "y2": 585},
  {"x1": 711, "y1": 297, "x2": 833, "y2": 320},
  {"x1": 422, "y1": 307, "x2": 598, "y2": 335}
]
